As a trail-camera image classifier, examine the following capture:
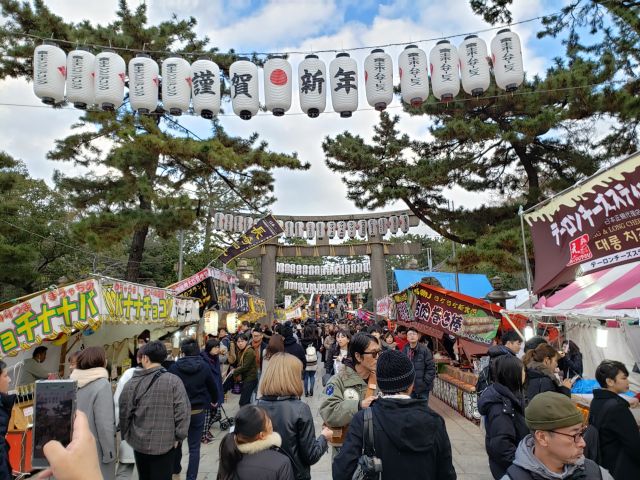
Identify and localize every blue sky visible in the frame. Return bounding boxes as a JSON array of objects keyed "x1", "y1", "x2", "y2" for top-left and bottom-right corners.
[{"x1": 0, "y1": 0, "x2": 574, "y2": 220}]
